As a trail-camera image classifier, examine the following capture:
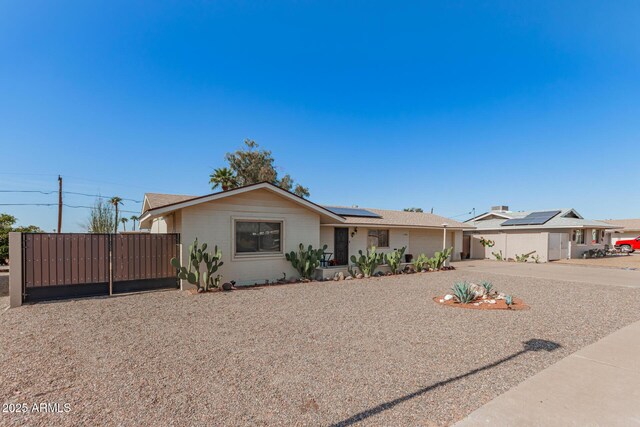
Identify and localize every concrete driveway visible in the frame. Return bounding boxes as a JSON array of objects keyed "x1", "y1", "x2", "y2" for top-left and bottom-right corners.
[{"x1": 453, "y1": 260, "x2": 640, "y2": 289}]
